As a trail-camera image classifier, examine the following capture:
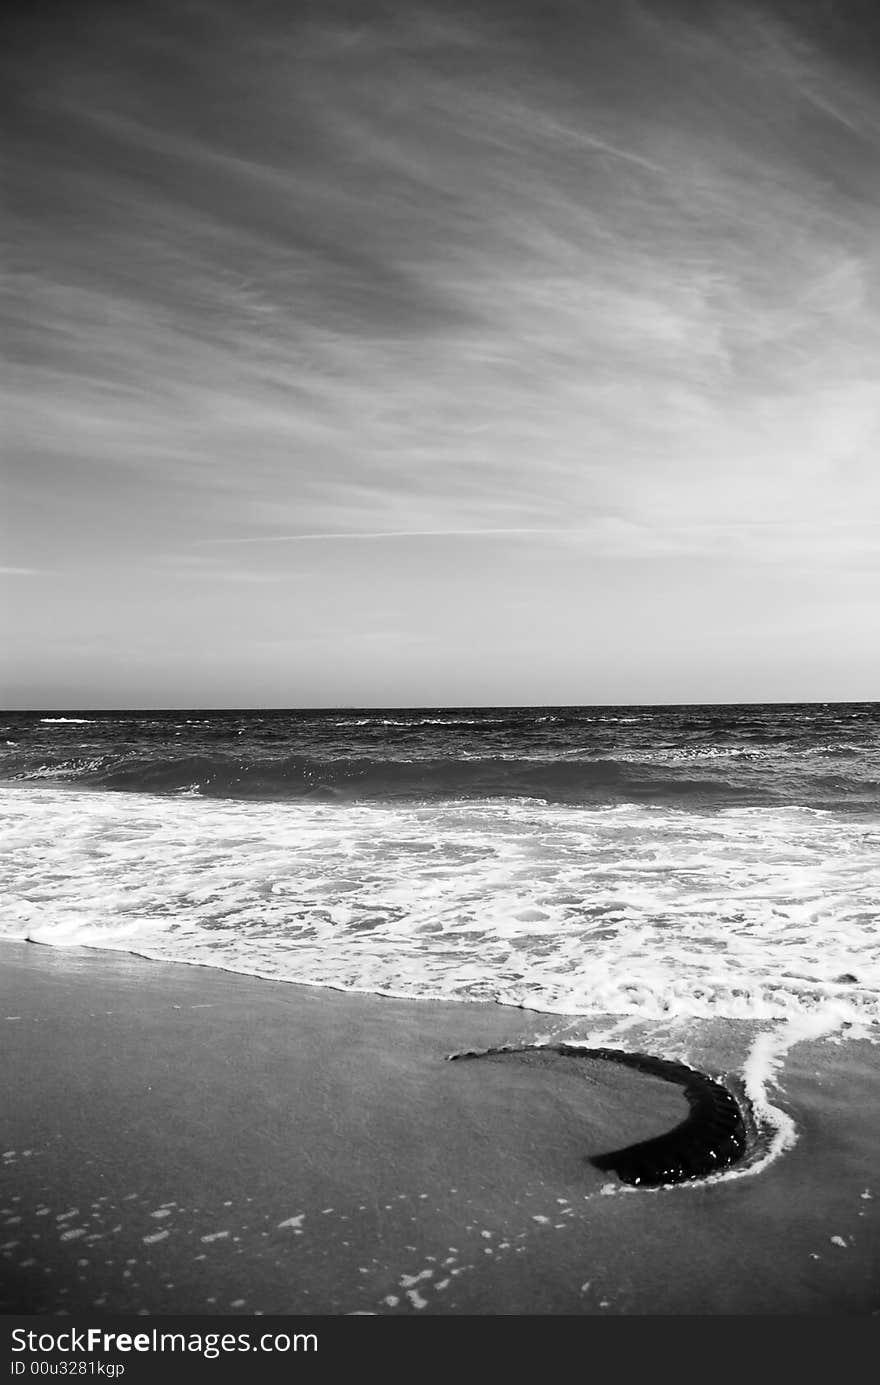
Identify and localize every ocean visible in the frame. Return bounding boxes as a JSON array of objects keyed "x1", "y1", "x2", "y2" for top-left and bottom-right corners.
[
  {"x1": 1, "y1": 703, "x2": 878, "y2": 1311},
  {"x1": 3, "y1": 703, "x2": 879, "y2": 1021}
]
